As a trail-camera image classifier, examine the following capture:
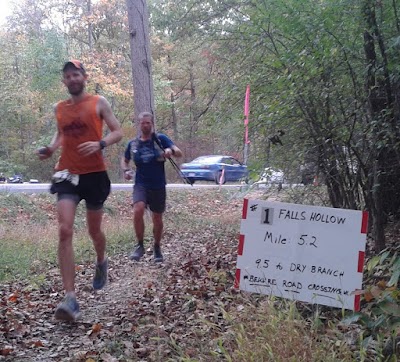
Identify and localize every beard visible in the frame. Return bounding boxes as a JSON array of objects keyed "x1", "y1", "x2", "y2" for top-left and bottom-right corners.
[
  {"x1": 67, "y1": 82, "x2": 85, "y2": 96},
  {"x1": 141, "y1": 127, "x2": 152, "y2": 136}
]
